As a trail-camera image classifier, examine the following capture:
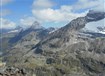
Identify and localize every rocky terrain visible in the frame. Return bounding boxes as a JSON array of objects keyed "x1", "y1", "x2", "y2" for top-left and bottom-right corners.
[
  {"x1": 0, "y1": 26, "x2": 23, "y2": 52},
  {"x1": 1, "y1": 10, "x2": 105, "y2": 76}
]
